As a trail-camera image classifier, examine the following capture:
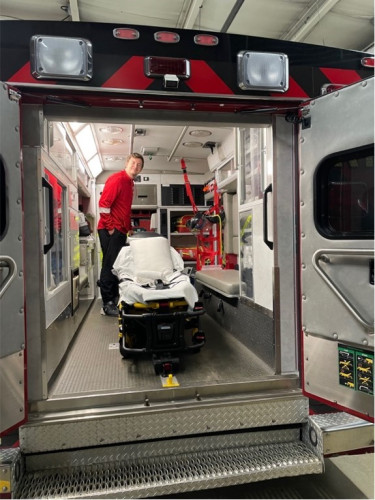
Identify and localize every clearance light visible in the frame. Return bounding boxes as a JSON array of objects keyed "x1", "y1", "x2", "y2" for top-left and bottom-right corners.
[
  {"x1": 113, "y1": 27, "x2": 140, "y2": 40},
  {"x1": 154, "y1": 31, "x2": 180, "y2": 43},
  {"x1": 194, "y1": 34, "x2": 219, "y2": 46},
  {"x1": 144, "y1": 56, "x2": 190, "y2": 79},
  {"x1": 30, "y1": 35, "x2": 93, "y2": 80},
  {"x1": 237, "y1": 51, "x2": 289, "y2": 92},
  {"x1": 321, "y1": 83, "x2": 346, "y2": 95},
  {"x1": 361, "y1": 56, "x2": 374, "y2": 68}
]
